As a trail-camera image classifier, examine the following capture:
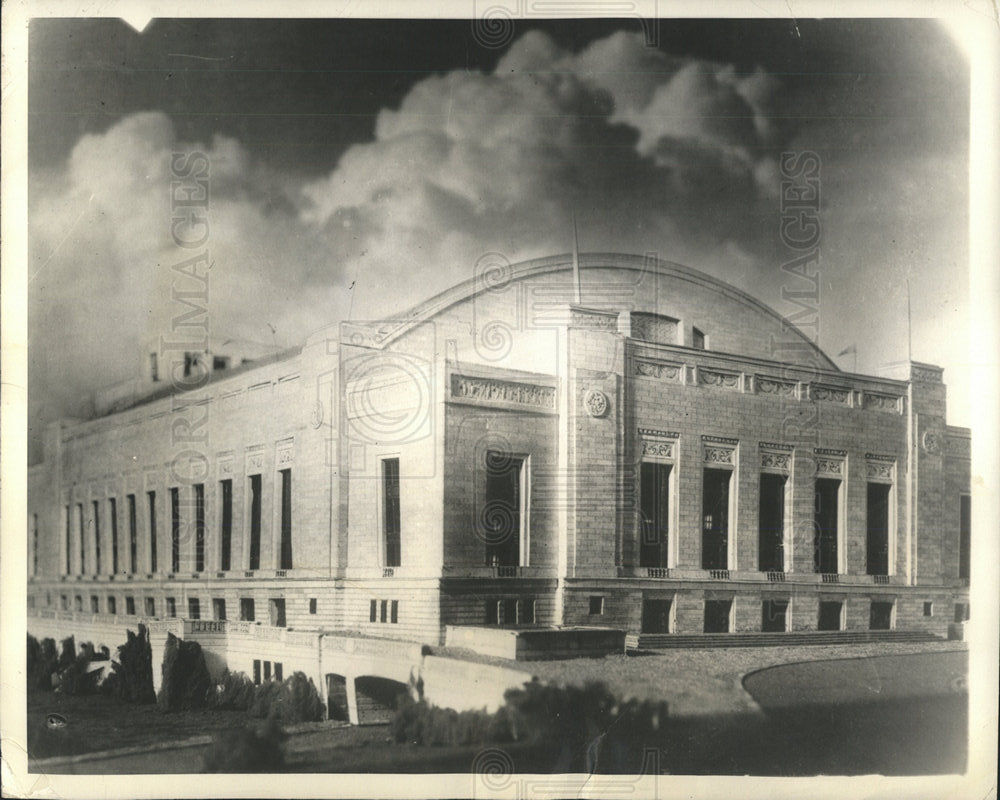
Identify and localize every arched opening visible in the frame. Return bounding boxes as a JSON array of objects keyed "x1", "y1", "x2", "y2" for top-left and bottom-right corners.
[
  {"x1": 325, "y1": 673, "x2": 349, "y2": 721},
  {"x1": 354, "y1": 676, "x2": 409, "y2": 725}
]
